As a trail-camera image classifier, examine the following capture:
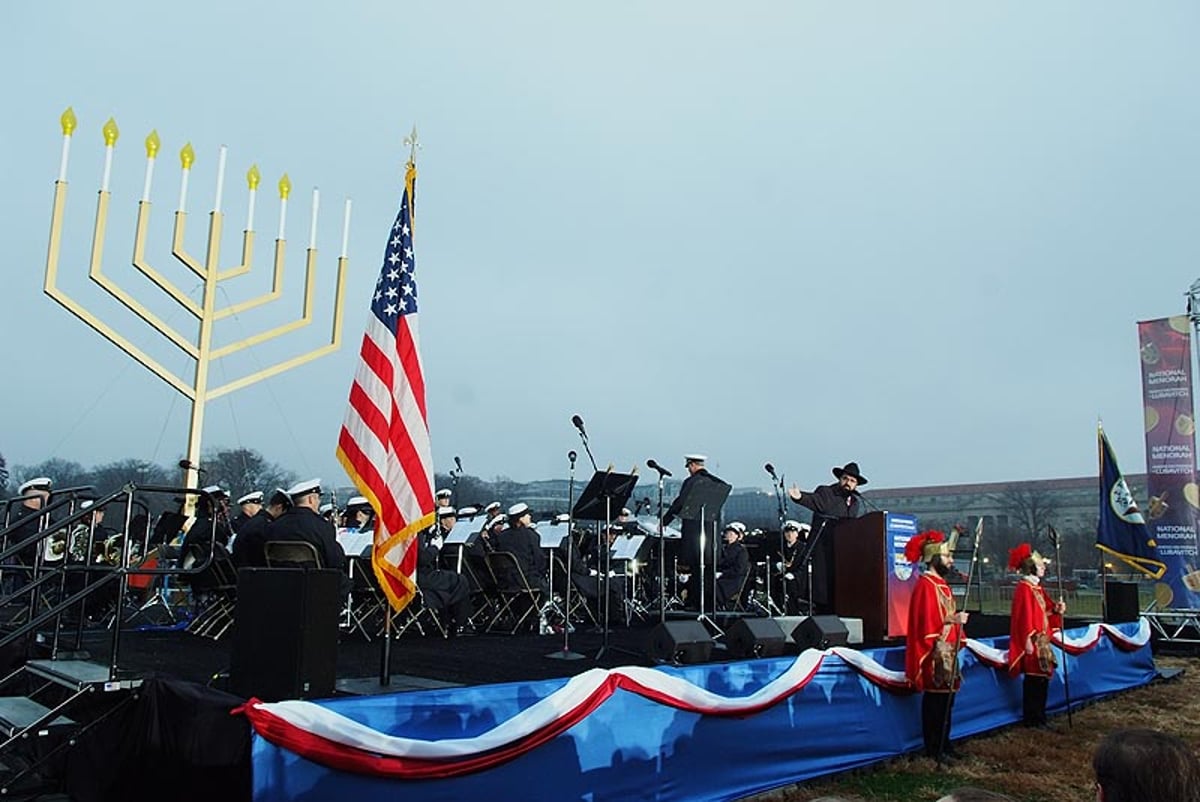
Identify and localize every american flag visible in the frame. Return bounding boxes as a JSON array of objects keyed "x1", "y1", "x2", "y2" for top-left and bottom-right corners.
[{"x1": 336, "y1": 162, "x2": 435, "y2": 612}]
